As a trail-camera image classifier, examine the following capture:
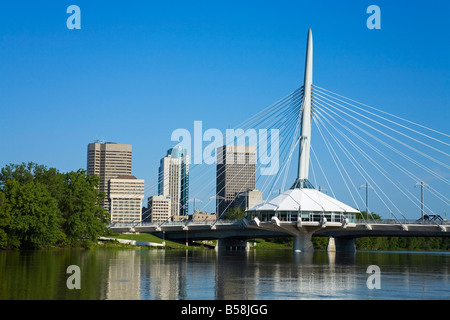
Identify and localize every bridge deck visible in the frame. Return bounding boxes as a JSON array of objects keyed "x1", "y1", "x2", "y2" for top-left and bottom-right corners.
[{"x1": 109, "y1": 219, "x2": 449, "y2": 241}]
